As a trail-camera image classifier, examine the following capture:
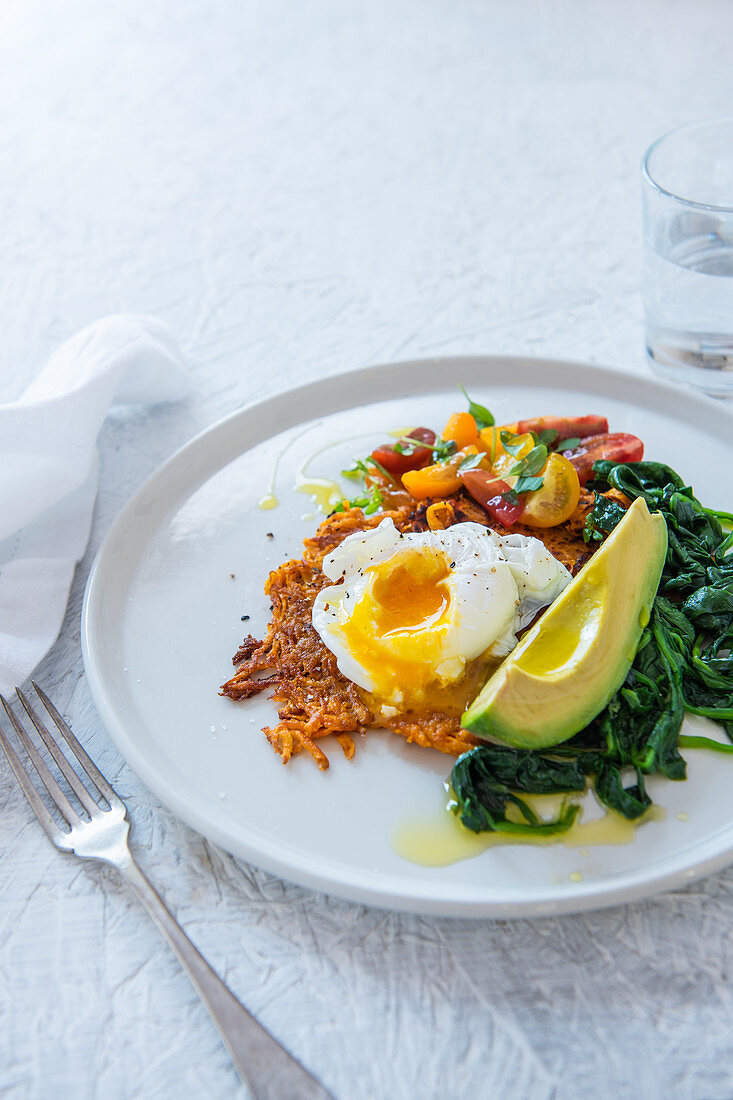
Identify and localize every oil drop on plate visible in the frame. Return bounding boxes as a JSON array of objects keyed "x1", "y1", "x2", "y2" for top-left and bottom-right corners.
[{"x1": 393, "y1": 791, "x2": 663, "y2": 868}]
